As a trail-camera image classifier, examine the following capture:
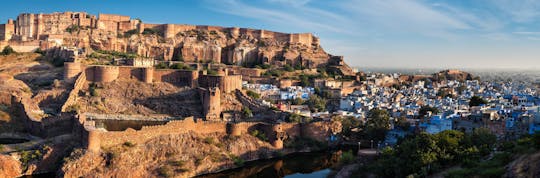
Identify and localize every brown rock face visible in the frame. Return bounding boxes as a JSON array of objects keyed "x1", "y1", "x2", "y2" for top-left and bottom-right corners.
[
  {"x1": 0, "y1": 155, "x2": 22, "y2": 178},
  {"x1": 1, "y1": 12, "x2": 337, "y2": 68}
]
